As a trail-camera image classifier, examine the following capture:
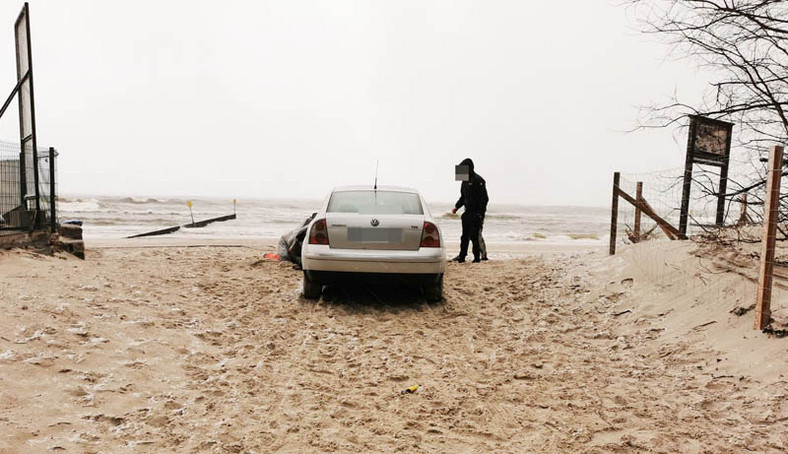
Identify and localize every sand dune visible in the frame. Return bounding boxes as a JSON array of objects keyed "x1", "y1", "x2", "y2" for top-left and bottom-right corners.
[{"x1": 1, "y1": 241, "x2": 786, "y2": 452}]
